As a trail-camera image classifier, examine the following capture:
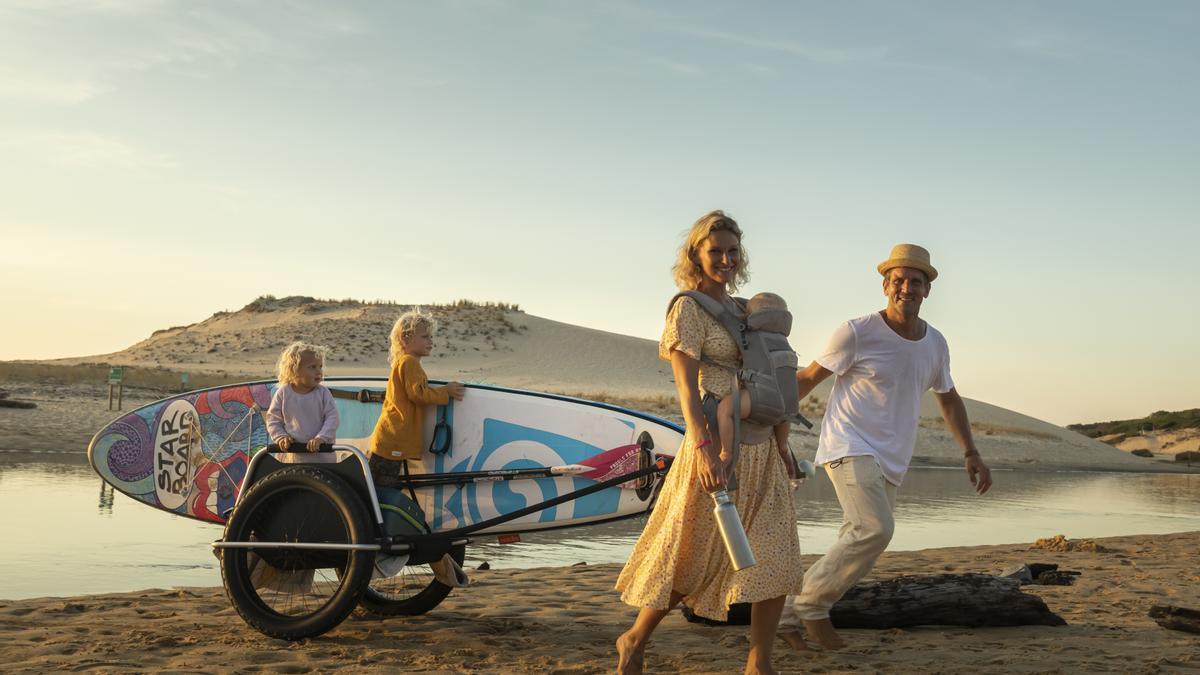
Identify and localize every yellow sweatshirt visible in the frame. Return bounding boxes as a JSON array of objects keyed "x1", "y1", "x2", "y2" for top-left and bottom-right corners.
[{"x1": 369, "y1": 354, "x2": 450, "y2": 460}]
